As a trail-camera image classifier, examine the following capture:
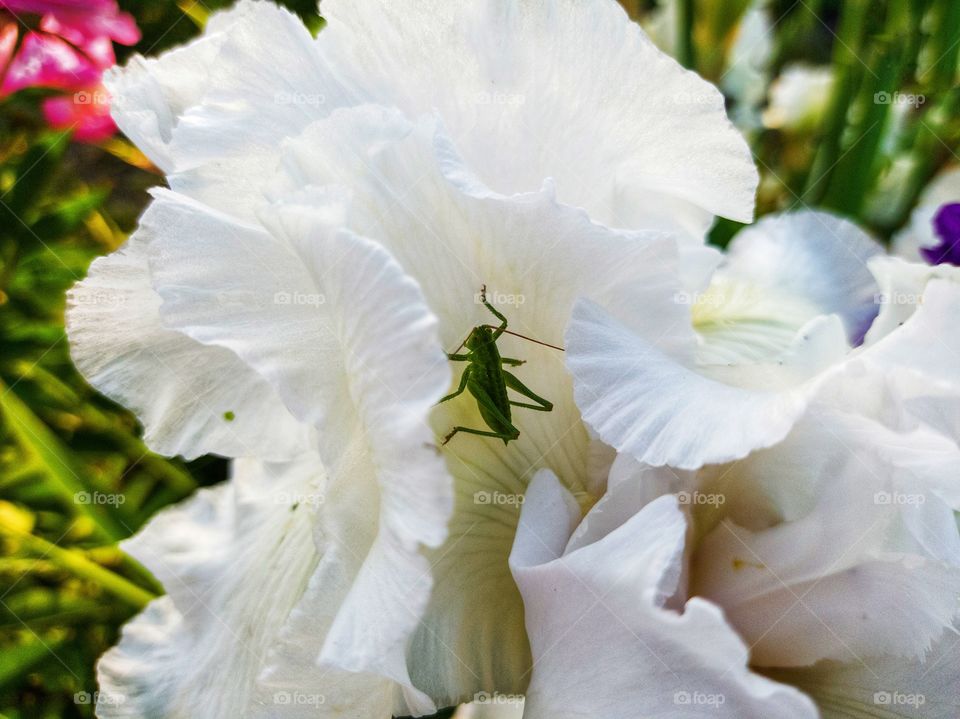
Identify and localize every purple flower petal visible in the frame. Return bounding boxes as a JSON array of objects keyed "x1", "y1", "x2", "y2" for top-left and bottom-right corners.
[{"x1": 922, "y1": 203, "x2": 960, "y2": 266}]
